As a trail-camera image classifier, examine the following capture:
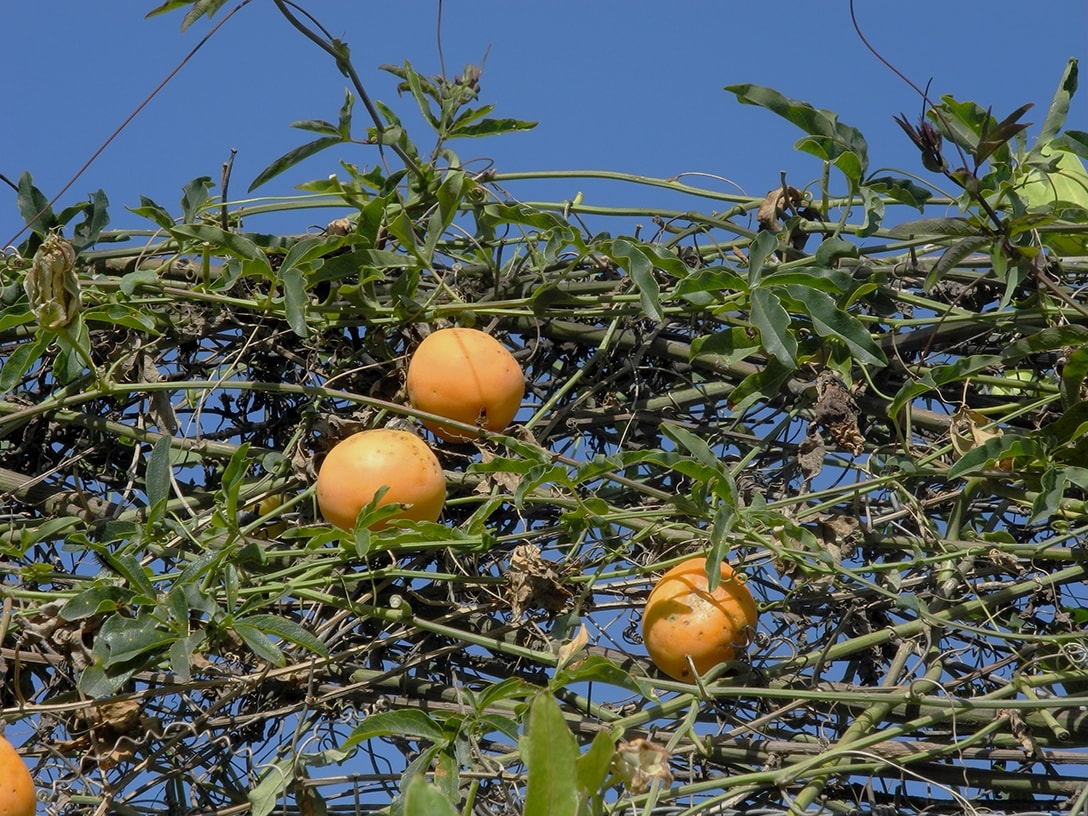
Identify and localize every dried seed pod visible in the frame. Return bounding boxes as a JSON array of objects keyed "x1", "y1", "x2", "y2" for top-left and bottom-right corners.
[{"x1": 25, "y1": 232, "x2": 80, "y2": 329}]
